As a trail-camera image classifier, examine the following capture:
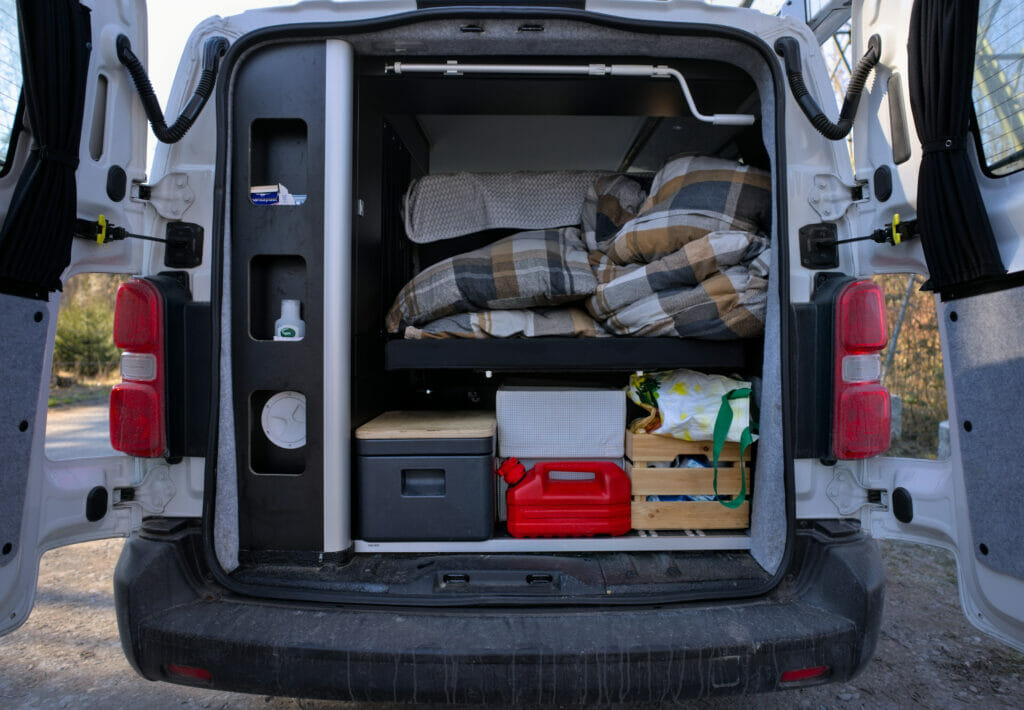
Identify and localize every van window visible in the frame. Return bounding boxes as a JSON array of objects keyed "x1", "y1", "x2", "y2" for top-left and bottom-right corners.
[
  {"x1": 0, "y1": 0, "x2": 21, "y2": 172},
  {"x1": 45, "y1": 272, "x2": 128, "y2": 461},
  {"x1": 972, "y1": 0, "x2": 1024, "y2": 177},
  {"x1": 874, "y1": 274, "x2": 948, "y2": 459}
]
